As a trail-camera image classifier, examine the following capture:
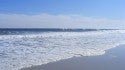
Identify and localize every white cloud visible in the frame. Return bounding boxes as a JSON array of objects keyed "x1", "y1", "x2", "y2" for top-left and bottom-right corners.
[{"x1": 0, "y1": 13, "x2": 125, "y2": 29}]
